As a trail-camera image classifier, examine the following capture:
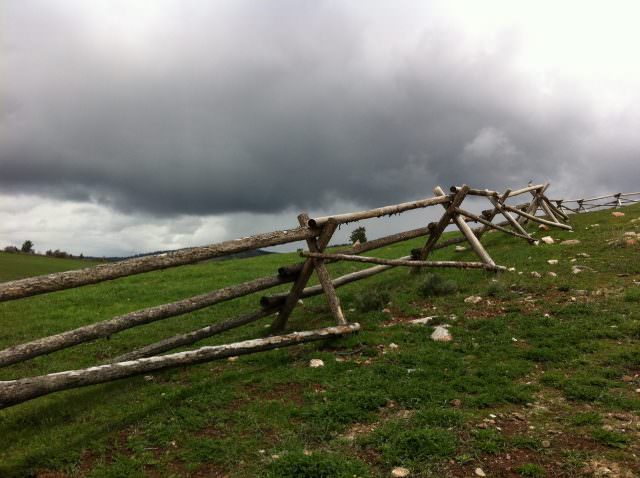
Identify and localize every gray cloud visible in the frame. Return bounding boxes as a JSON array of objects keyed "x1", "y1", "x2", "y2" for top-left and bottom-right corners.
[{"x1": 2, "y1": 0, "x2": 639, "y2": 226}]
